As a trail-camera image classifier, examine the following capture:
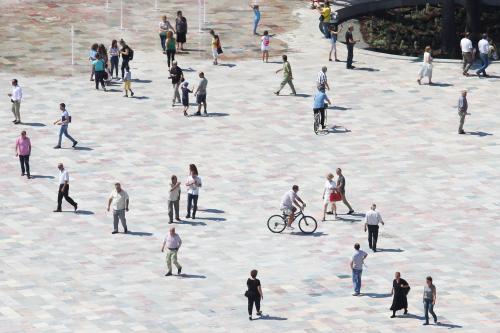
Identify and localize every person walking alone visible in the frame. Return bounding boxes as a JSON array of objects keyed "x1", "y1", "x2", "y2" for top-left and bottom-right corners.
[
  {"x1": 417, "y1": 46, "x2": 433, "y2": 85},
  {"x1": 54, "y1": 163, "x2": 78, "y2": 213},
  {"x1": 53, "y1": 103, "x2": 78, "y2": 149},
  {"x1": 161, "y1": 227, "x2": 182, "y2": 276},
  {"x1": 423, "y1": 276, "x2": 438, "y2": 325},
  {"x1": 15, "y1": 130, "x2": 31, "y2": 179},
  {"x1": 168, "y1": 175, "x2": 181, "y2": 224},
  {"x1": 458, "y1": 90, "x2": 470, "y2": 134},
  {"x1": 8, "y1": 79, "x2": 22, "y2": 124},
  {"x1": 249, "y1": 3, "x2": 261, "y2": 35},
  {"x1": 476, "y1": 34, "x2": 490, "y2": 77},
  {"x1": 185, "y1": 164, "x2": 202, "y2": 219},
  {"x1": 350, "y1": 243, "x2": 367, "y2": 296},
  {"x1": 274, "y1": 55, "x2": 296, "y2": 95},
  {"x1": 107, "y1": 182, "x2": 129, "y2": 234},
  {"x1": 336, "y1": 168, "x2": 354, "y2": 214},
  {"x1": 390, "y1": 272, "x2": 410, "y2": 318},
  {"x1": 345, "y1": 26, "x2": 357, "y2": 69},
  {"x1": 460, "y1": 32, "x2": 474, "y2": 76},
  {"x1": 364, "y1": 203, "x2": 384, "y2": 252},
  {"x1": 246, "y1": 269, "x2": 263, "y2": 320}
]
